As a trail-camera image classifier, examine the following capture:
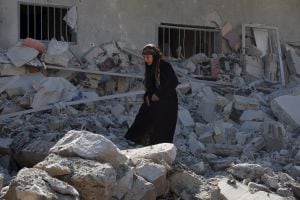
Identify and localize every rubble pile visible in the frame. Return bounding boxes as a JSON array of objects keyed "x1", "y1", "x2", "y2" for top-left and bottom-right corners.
[{"x1": 0, "y1": 21, "x2": 300, "y2": 199}]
